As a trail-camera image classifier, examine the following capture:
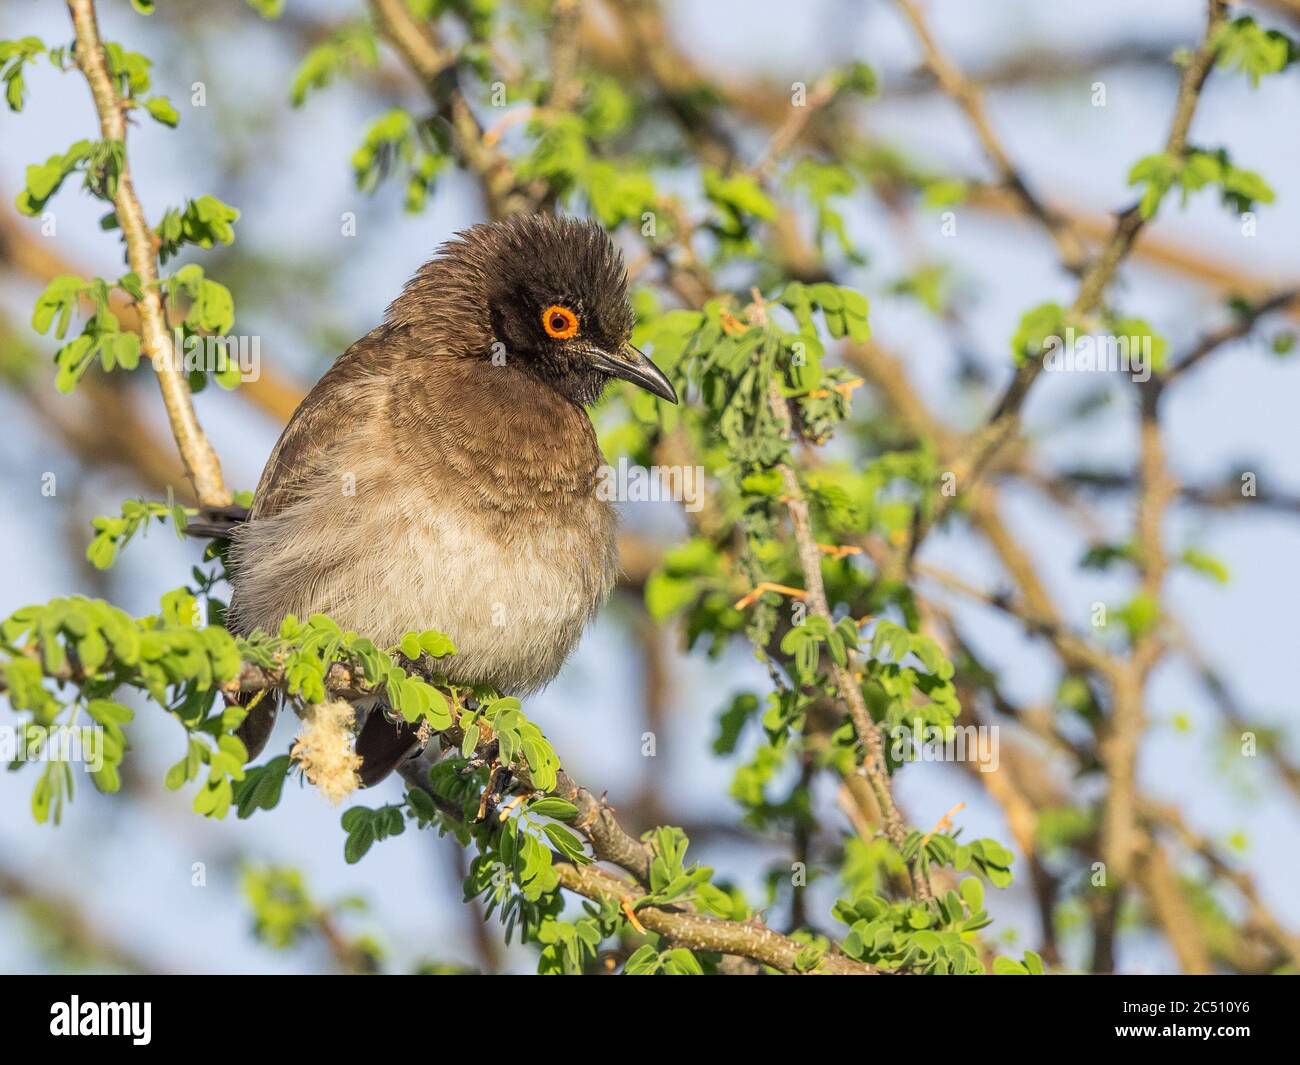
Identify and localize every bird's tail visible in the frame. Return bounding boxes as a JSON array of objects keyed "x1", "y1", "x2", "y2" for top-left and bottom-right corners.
[
  {"x1": 354, "y1": 703, "x2": 427, "y2": 788},
  {"x1": 231, "y1": 688, "x2": 281, "y2": 761},
  {"x1": 181, "y1": 503, "x2": 251, "y2": 540}
]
